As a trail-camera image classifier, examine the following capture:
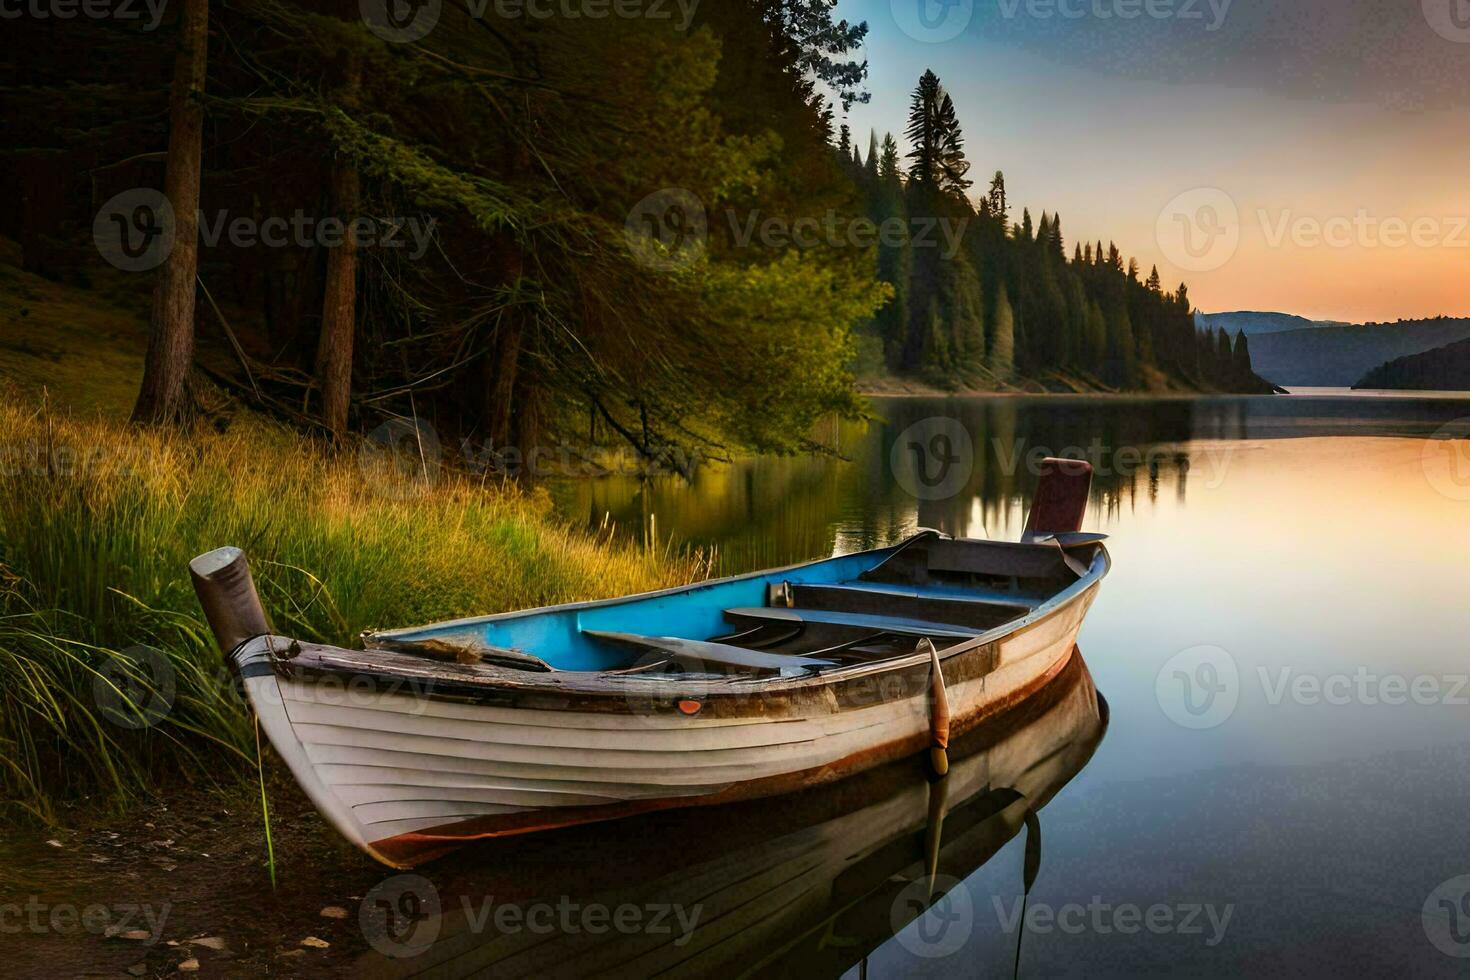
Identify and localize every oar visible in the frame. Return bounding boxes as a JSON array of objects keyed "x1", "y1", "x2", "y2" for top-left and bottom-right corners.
[{"x1": 921, "y1": 637, "x2": 951, "y2": 777}]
